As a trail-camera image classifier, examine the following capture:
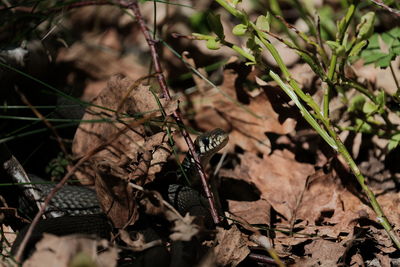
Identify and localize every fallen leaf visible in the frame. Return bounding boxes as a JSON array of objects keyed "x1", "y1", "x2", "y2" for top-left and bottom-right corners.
[
  {"x1": 72, "y1": 75, "x2": 175, "y2": 184},
  {"x1": 94, "y1": 159, "x2": 138, "y2": 228},
  {"x1": 213, "y1": 225, "x2": 250, "y2": 267},
  {"x1": 225, "y1": 149, "x2": 314, "y2": 221},
  {"x1": 23, "y1": 234, "x2": 118, "y2": 267},
  {"x1": 228, "y1": 199, "x2": 271, "y2": 225},
  {"x1": 169, "y1": 213, "x2": 200, "y2": 242},
  {"x1": 299, "y1": 239, "x2": 346, "y2": 266}
]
